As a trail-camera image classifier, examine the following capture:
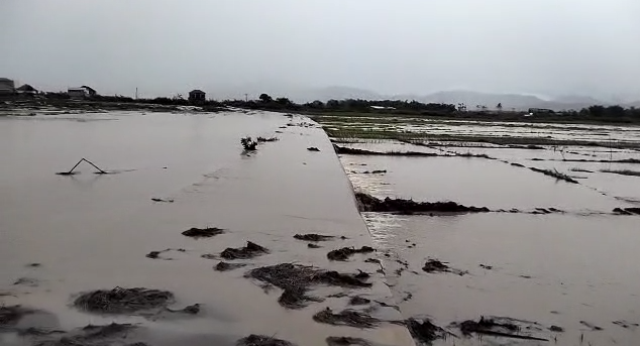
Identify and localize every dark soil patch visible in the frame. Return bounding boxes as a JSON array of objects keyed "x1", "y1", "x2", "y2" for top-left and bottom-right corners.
[
  {"x1": 27, "y1": 263, "x2": 41, "y2": 268},
  {"x1": 0, "y1": 305, "x2": 33, "y2": 326},
  {"x1": 580, "y1": 320, "x2": 603, "y2": 331},
  {"x1": 422, "y1": 259, "x2": 447, "y2": 273},
  {"x1": 479, "y1": 264, "x2": 493, "y2": 270},
  {"x1": 423, "y1": 259, "x2": 467, "y2": 276},
  {"x1": 550, "y1": 325, "x2": 564, "y2": 332},
  {"x1": 364, "y1": 258, "x2": 381, "y2": 264},
  {"x1": 241, "y1": 137, "x2": 258, "y2": 151},
  {"x1": 327, "y1": 246, "x2": 375, "y2": 261},
  {"x1": 362, "y1": 170, "x2": 387, "y2": 174},
  {"x1": 215, "y1": 261, "x2": 247, "y2": 272},
  {"x1": 236, "y1": 334, "x2": 297, "y2": 346},
  {"x1": 14, "y1": 277, "x2": 39, "y2": 287},
  {"x1": 613, "y1": 207, "x2": 640, "y2": 215},
  {"x1": 313, "y1": 308, "x2": 380, "y2": 328},
  {"x1": 181, "y1": 227, "x2": 225, "y2": 238},
  {"x1": 510, "y1": 162, "x2": 525, "y2": 167},
  {"x1": 455, "y1": 317, "x2": 548, "y2": 341},
  {"x1": 166, "y1": 303, "x2": 200, "y2": 315},
  {"x1": 246, "y1": 263, "x2": 371, "y2": 309},
  {"x1": 308, "y1": 243, "x2": 321, "y2": 249},
  {"x1": 34, "y1": 323, "x2": 138, "y2": 346},
  {"x1": 151, "y1": 197, "x2": 174, "y2": 203},
  {"x1": 355, "y1": 192, "x2": 489, "y2": 214},
  {"x1": 146, "y1": 251, "x2": 163, "y2": 259},
  {"x1": 146, "y1": 248, "x2": 184, "y2": 260},
  {"x1": 257, "y1": 136, "x2": 279, "y2": 142},
  {"x1": 294, "y1": 234, "x2": 335, "y2": 242},
  {"x1": 406, "y1": 318, "x2": 447, "y2": 344},
  {"x1": 325, "y1": 336, "x2": 372, "y2": 346},
  {"x1": 349, "y1": 296, "x2": 371, "y2": 305},
  {"x1": 73, "y1": 287, "x2": 174, "y2": 314},
  {"x1": 221, "y1": 241, "x2": 269, "y2": 260},
  {"x1": 612, "y1": 320, "x2": 638, "y2": 329},
  {"x1": 307, "y1": 147, "x2": 320, "y2": 152}
]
